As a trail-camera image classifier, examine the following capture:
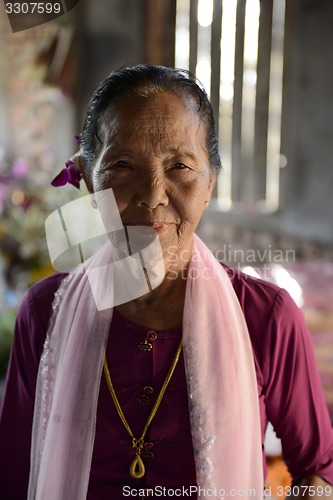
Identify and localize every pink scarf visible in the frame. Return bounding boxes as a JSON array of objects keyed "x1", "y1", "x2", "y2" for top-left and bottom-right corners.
[{"x1": 28, "y1": 234, "x2": 263, "y2": 499}]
